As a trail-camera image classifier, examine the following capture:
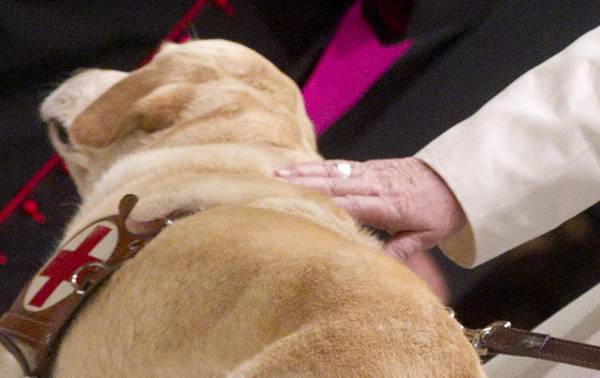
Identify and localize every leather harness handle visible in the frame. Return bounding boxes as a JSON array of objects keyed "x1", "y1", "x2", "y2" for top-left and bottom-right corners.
[{"x1": 480, "y1": 324, "x2": 600, "y2": 370}]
